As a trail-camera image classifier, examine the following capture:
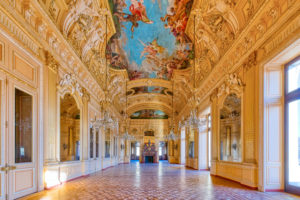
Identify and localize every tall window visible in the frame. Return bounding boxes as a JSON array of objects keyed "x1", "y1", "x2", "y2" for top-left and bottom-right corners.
[
  {"x1": 159, "y1": 146, "x2": 162, "y2": 156},
  {"x1": 15, "y1": 89, "x2": 32, "y2": 163},
  {"x1": 285, "y1": 57, "x2": 300, "y2": 194},
  {"x1": 136, "y1": 143, "x2": 140, "y2": 157},
  {"x1": 208, "y1": 114, "x2": 211, "y2": 168}
]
